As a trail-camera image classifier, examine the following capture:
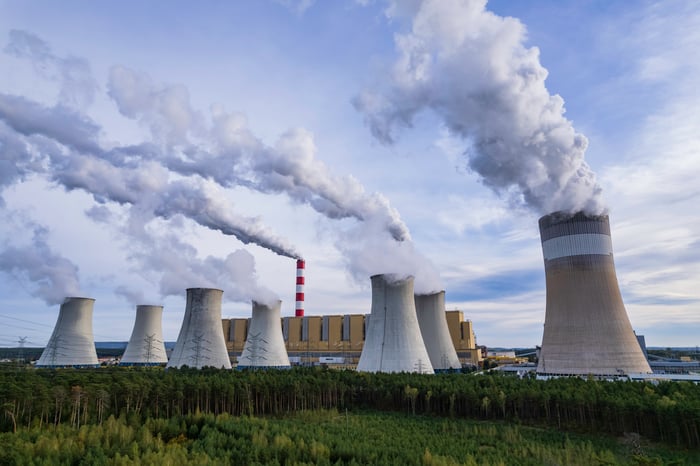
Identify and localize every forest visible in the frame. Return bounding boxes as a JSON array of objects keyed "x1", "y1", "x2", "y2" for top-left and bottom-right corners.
[{"x1": 1, "y1": 366, "x2": 699, "y2": 464}]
